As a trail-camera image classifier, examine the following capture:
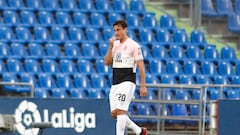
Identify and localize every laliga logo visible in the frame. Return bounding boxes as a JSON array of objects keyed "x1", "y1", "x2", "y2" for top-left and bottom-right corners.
[
  {"x1": 15, "y1": 100, "x2": 96, "y2": 135},
  {"x1": 15, "y1": 100, "x2": 41, "y2": 135}
]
